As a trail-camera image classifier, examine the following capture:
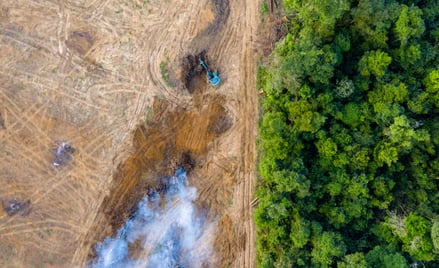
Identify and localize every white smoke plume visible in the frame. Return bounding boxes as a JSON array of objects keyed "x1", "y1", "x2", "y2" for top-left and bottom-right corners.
[{"x1": 90, "y1": 168, "x2": 215, "y2": 268}]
